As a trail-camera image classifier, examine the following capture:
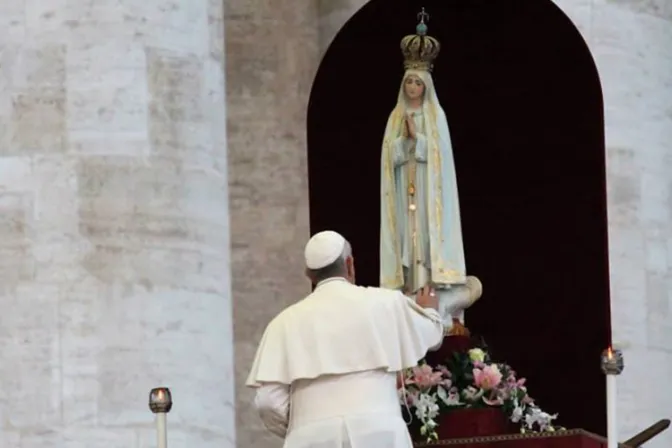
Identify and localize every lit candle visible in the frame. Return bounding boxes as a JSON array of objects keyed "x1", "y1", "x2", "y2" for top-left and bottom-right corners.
[
  {"x1": 606, "y1": 348, "x2": 617, "y2": 448},
  {"x1": 149, "y1": 387, "x2": 173, "y2": 448},
  {"x1": 156, "y1": 412, "x2": 167, "y2": 448},
  {"x1": 601, "y1": 347, "x2": 624, "y2": 448}
]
